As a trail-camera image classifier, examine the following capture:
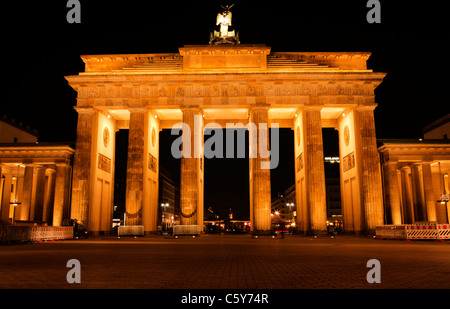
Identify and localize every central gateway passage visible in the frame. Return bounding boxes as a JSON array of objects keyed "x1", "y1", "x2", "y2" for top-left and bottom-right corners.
[{"x1": 204, "y1": 129, "x2": 250, "y2": 227}]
